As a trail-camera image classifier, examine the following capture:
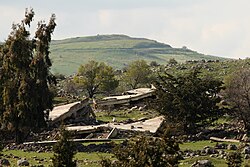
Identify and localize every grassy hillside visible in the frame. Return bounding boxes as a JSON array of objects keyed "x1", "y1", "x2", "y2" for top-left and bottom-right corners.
[{"x1": 49, "y1": 34, "x2": 228, "y2": 75}]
